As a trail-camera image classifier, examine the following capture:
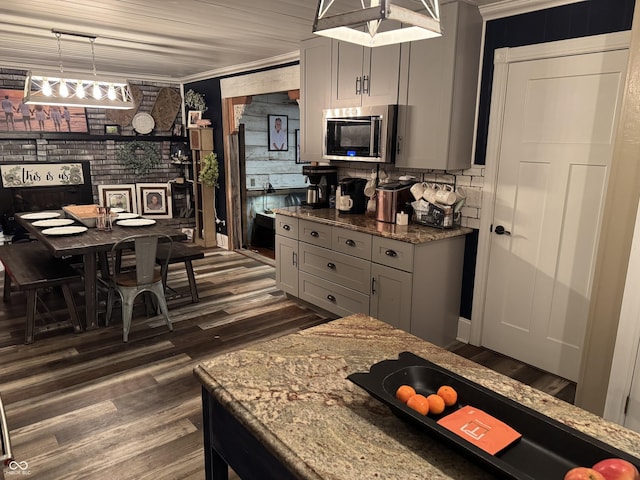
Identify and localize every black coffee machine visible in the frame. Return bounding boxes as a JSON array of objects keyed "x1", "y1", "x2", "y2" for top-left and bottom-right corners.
[
  {"x1": 338, "y1": 177, "x2": 368, "y2": 214},
  {"x1": 302, "y1": 165, "x2": 338, "y2": 209}
]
